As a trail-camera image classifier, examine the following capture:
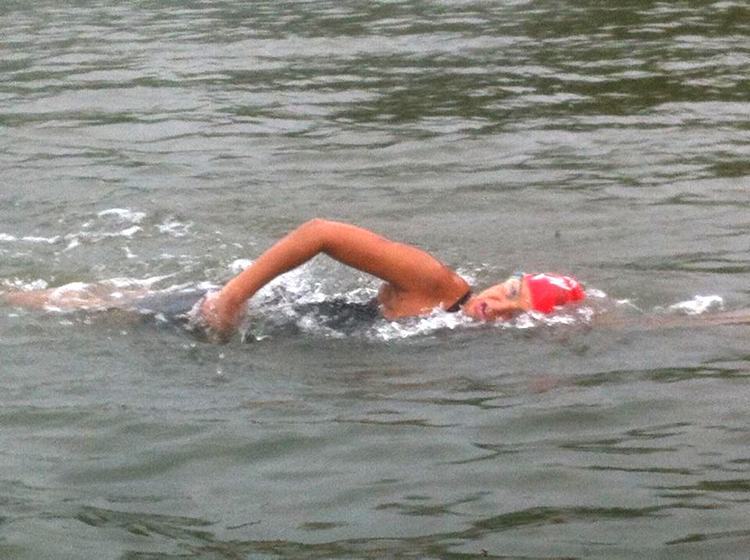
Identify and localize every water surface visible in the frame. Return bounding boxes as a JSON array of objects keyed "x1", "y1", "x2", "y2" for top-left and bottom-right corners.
[{"x1": 2, "y1": 1, "x2": 750, "y2": 558}]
